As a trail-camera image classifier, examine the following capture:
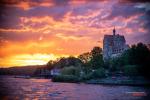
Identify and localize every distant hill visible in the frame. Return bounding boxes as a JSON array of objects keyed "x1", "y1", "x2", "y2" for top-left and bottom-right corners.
[{"x1": 0, "y1": 65, "x2": 46, "y2": 75}]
